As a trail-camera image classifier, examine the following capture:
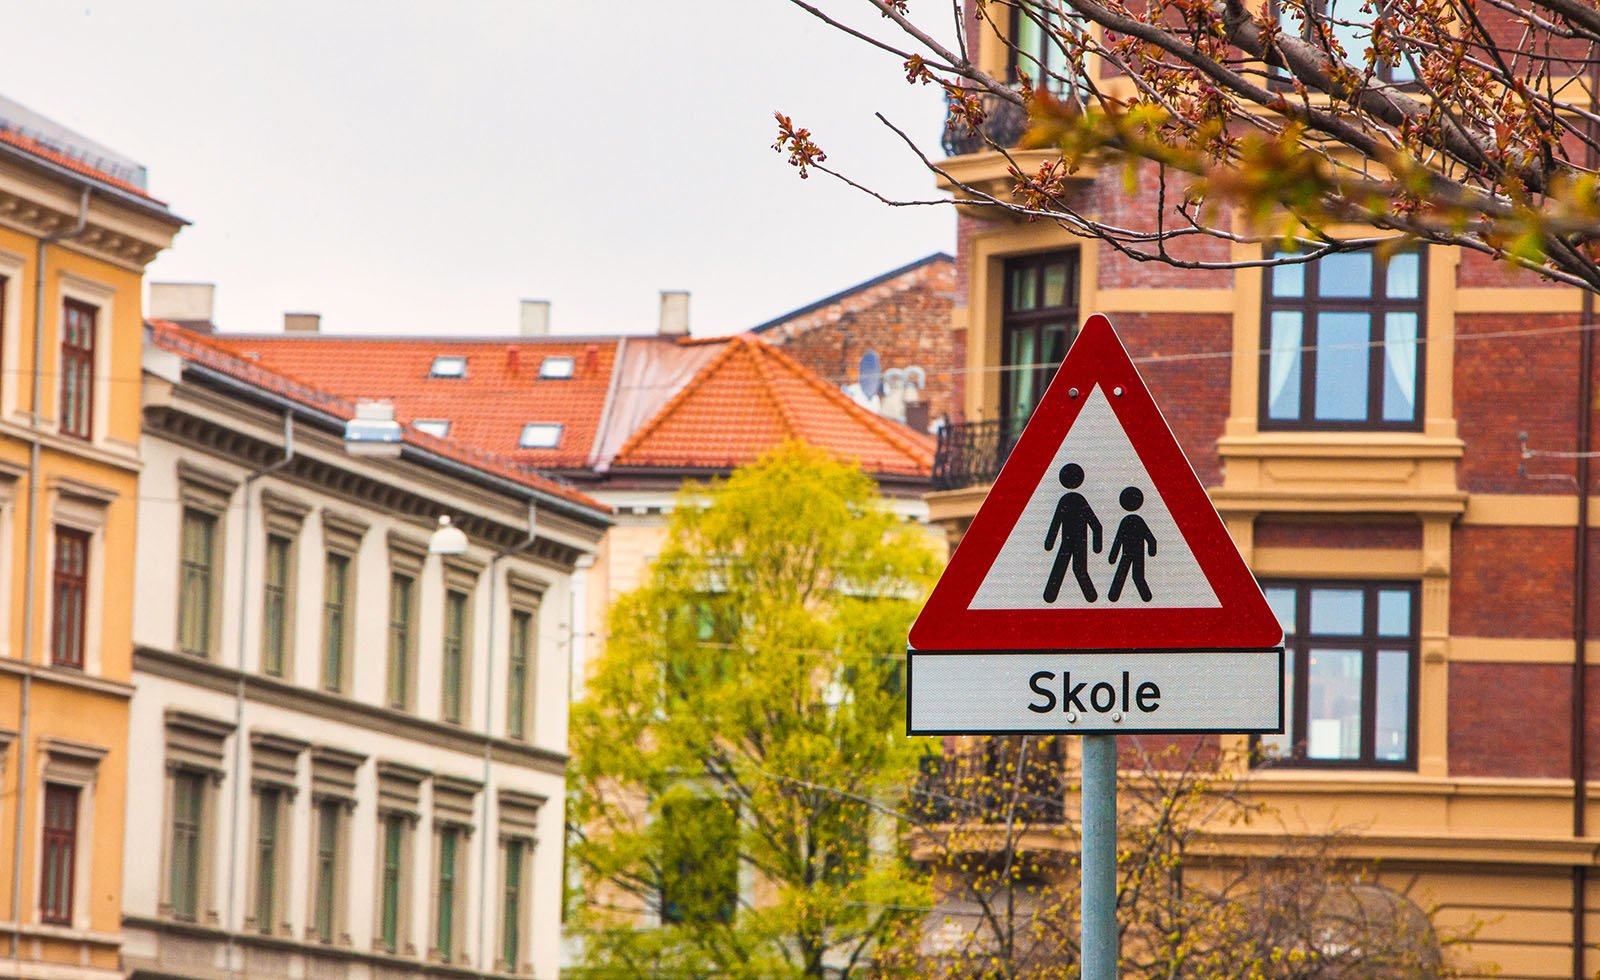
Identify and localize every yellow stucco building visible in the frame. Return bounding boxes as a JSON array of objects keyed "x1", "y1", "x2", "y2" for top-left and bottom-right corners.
[{"x1": 0, "y1": 98, "x2": 182, "y2": 976}]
